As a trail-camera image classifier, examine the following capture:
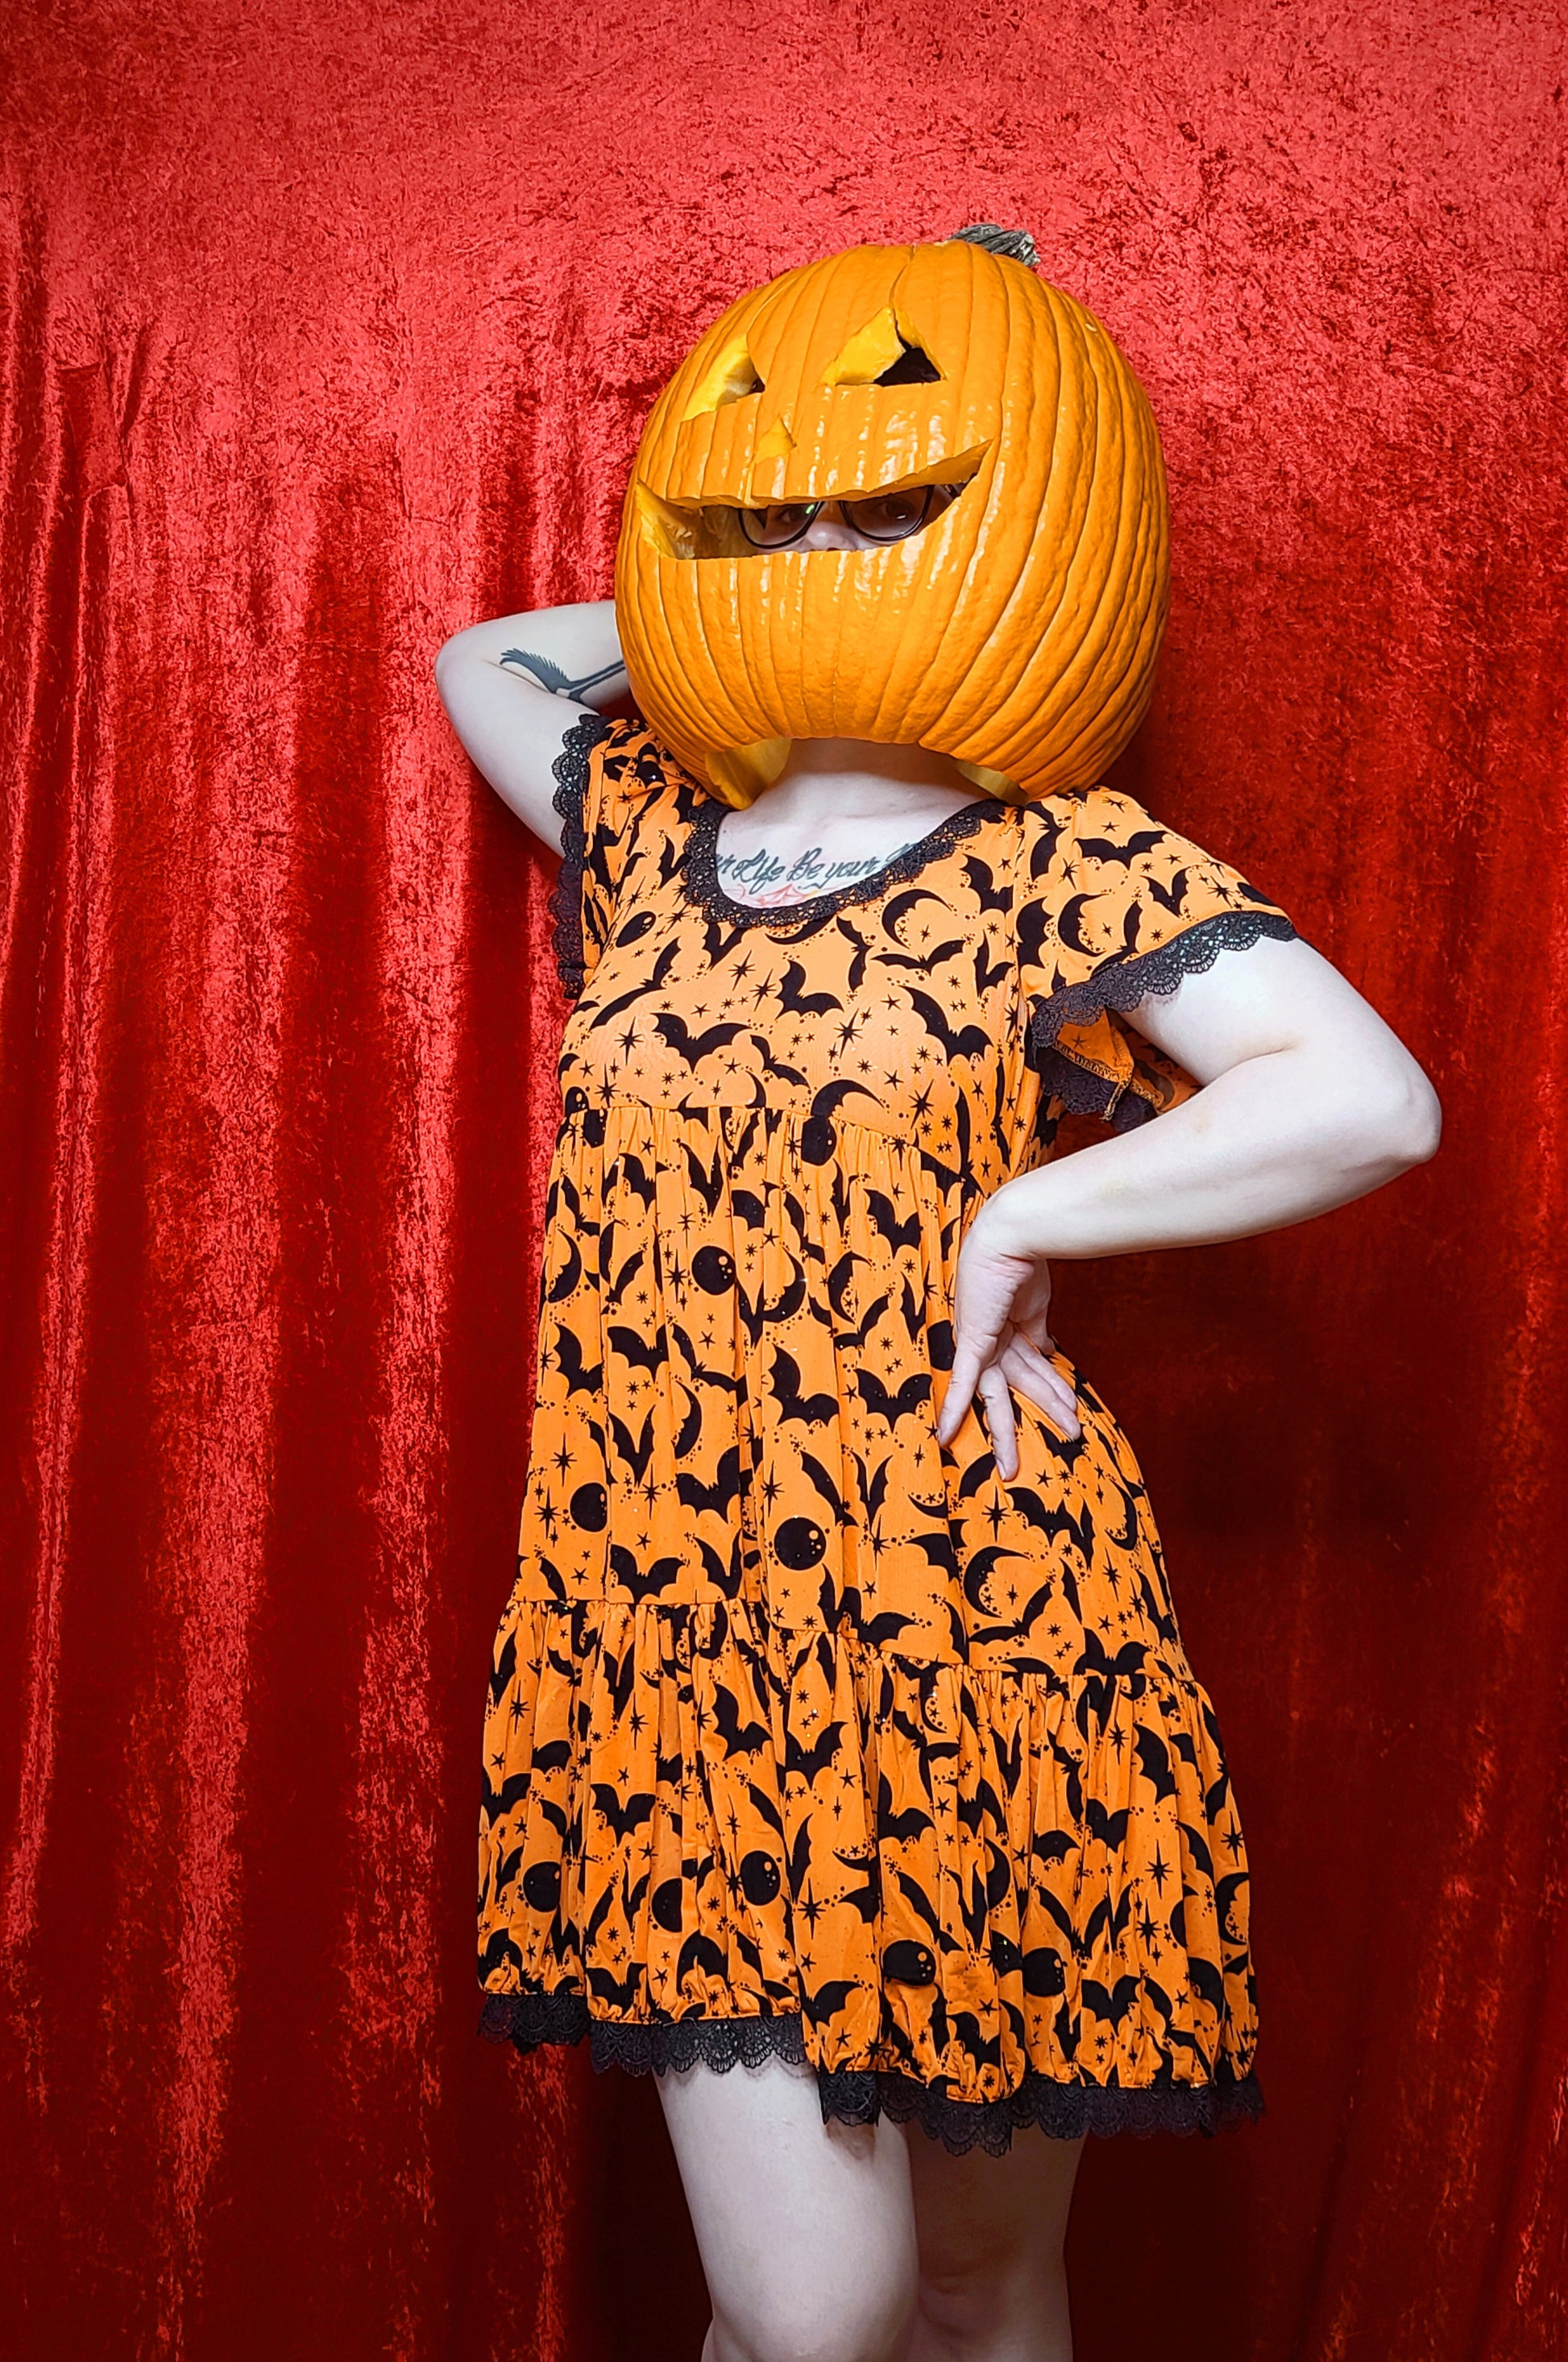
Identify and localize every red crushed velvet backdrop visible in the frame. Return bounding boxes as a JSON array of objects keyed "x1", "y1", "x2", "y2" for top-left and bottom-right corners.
[{"x1": 3, "y1": 5, "x2": 1566, "y2": 2356}]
